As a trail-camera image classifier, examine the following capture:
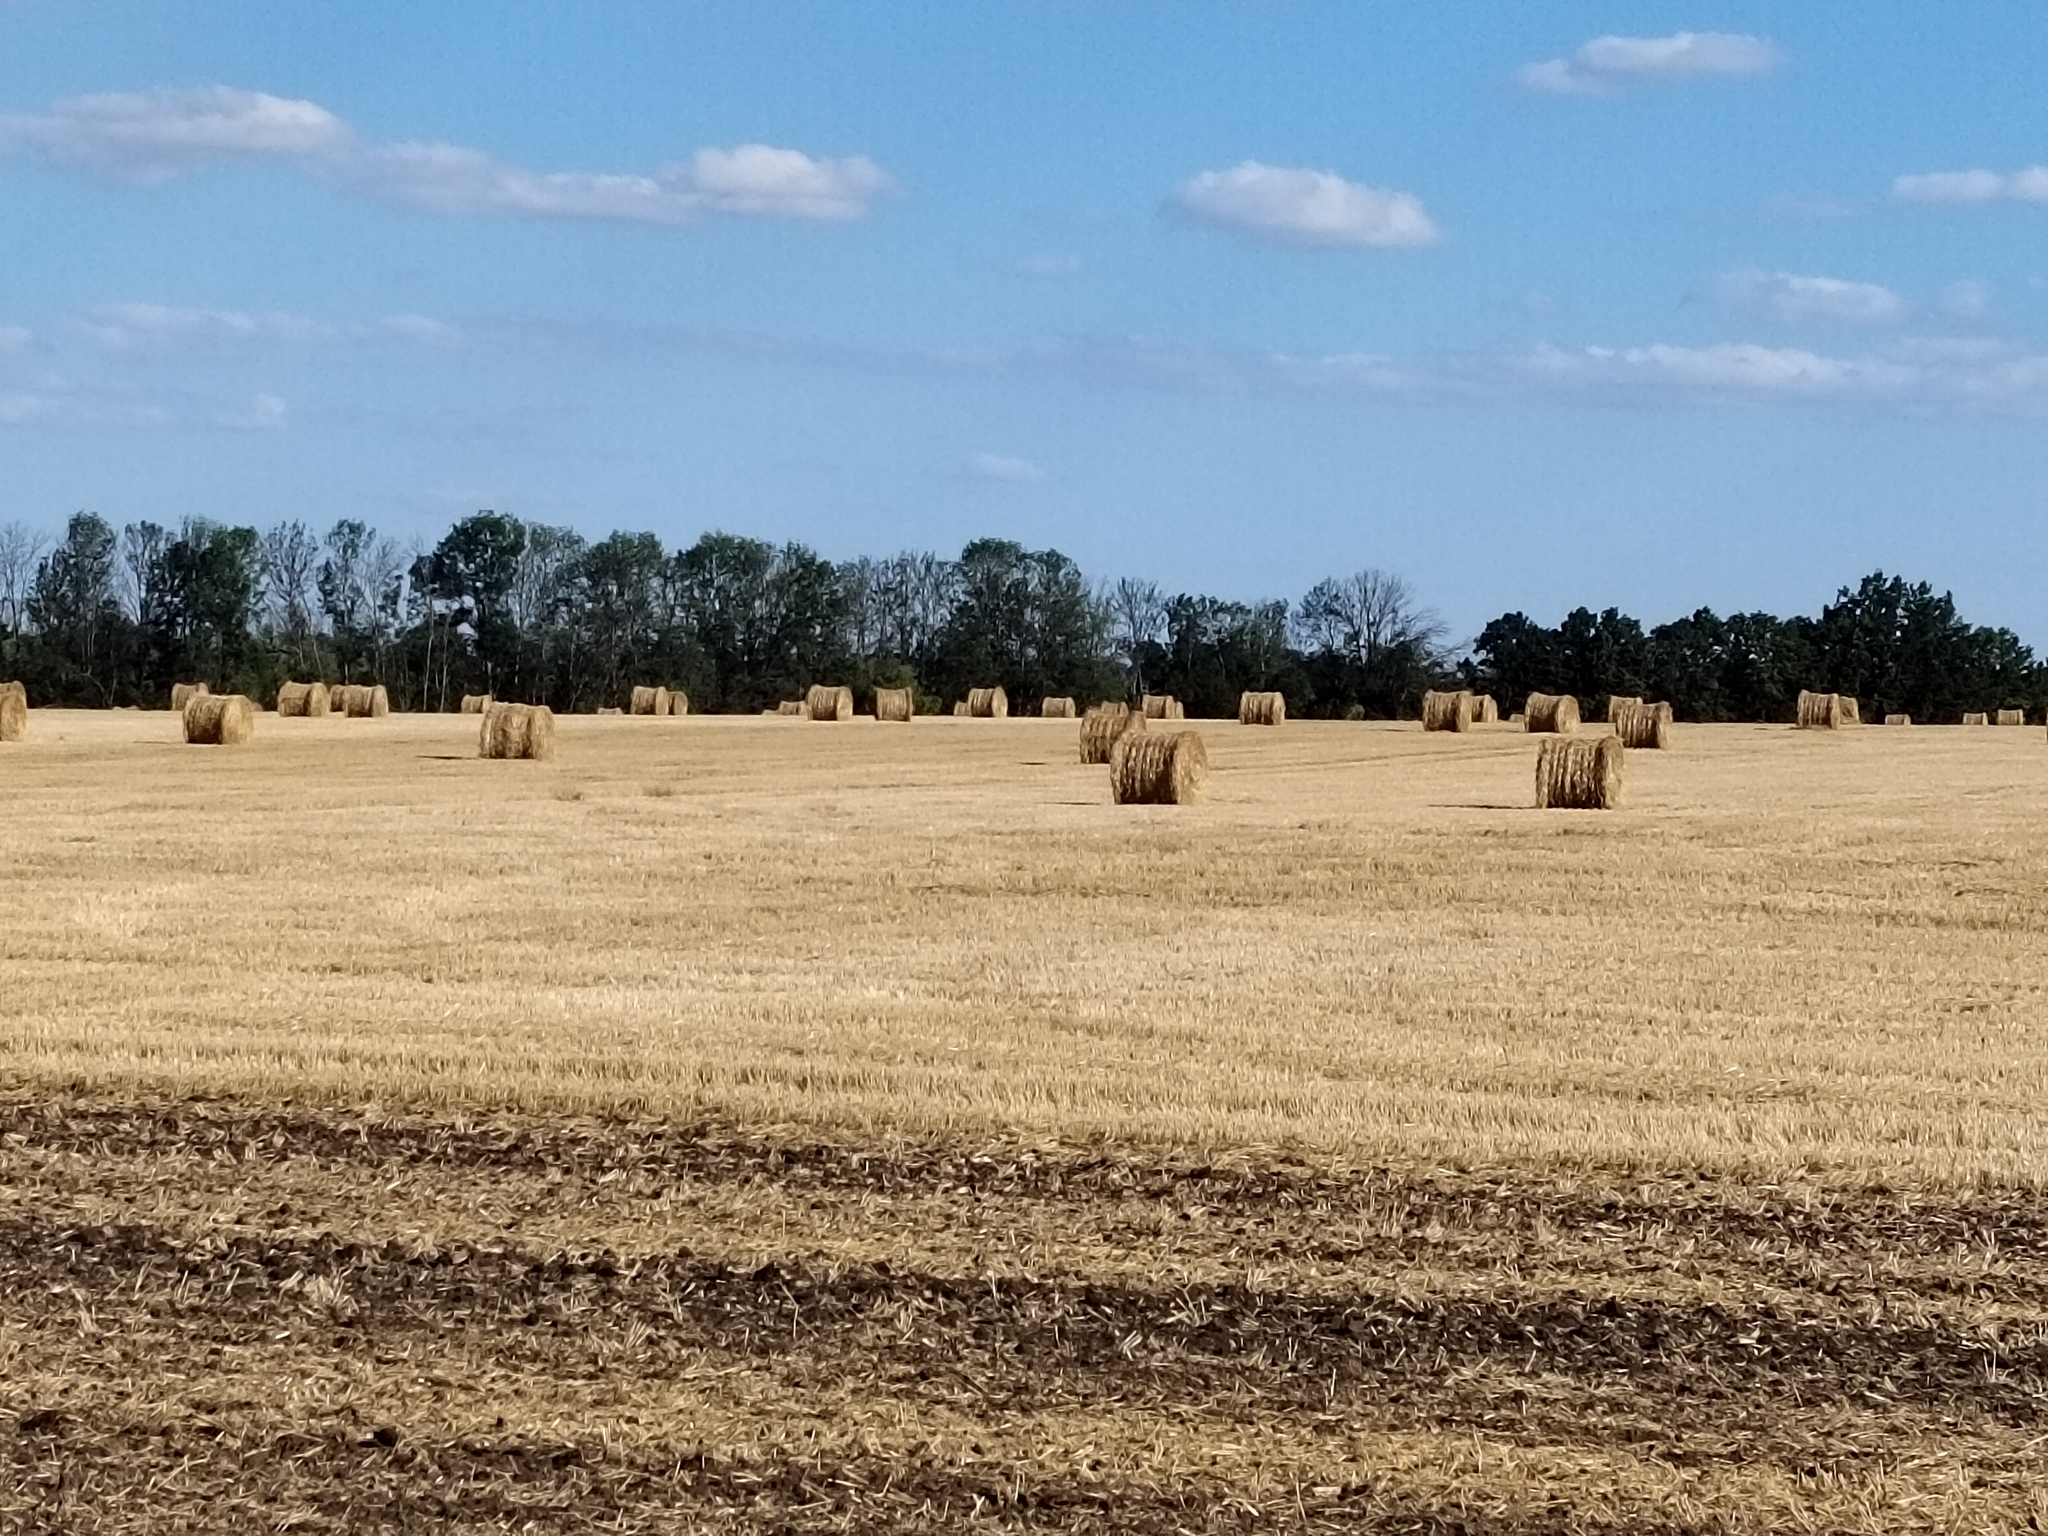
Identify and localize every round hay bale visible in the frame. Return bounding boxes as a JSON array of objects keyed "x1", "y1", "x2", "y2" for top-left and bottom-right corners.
[
  {"x1": 1110, "y1": 728, "x2": 1207, "y2": 805},
  {"x1": 340, "y1": 683, "x2": 389, "y2": 719},
  {"x1": 777, "y1": 701, "x2": 806, "y2": 716},
  {"x1": 1041, "y1": 696, "x2": 1077, "y2": 719},
  {"x1": 598, "y1": 706, "x2": 623, "y2": 716},
  {"x1": 1421, "y1": 689, "x2": 1473, "y2": 733},
  {"x1": 0, "y1": 680, "x2": 26, "y2": 743},
  {"x1": 967, "y1": 686, "x2": 1009, "y2": 718},
  {"x1": 1797, "y1": 690, "x2": 1845, "y2": 730},
  {"x1": 951, "y1": 701, "x2": 968, "y2": 716},
  {"x1": 1884, "y1": 713, "x2": 1912, "y2": 727},
  {"x1": 170, "y1": 682, "x2": 209, "y2": 712},
  {"x1": 874, "y1": 687, "x2": 913, "y2": 722},
  {"x1": 1471, "y1": 694, "x2": 1499, "y2": 724},
  {"x1": 478, "y1": 702, "x2": 555, "y2": 761},
  {"x1": 1140, "y1": 693, "x2": 1184, "y2": 721},
  {"x1": 805, "y1": 684, "x2": 854, "y2": 722},
  {"x1": 460, "y1": 693, "x2": 492, "y2": 714},
  {"x1": 1996, "y1": 708, "x2": 2026, "y2": 726},
  {"x1": 1839, "y1": 697, "x2": 1861, "y2": 726},
  {"x1": 630, "y1": 686, "x2": 661, "y2": 715},
  {"x1": 1536, "y1": 735, "x2": 1622, "y2": 810},
  {"x1": 1962, "y1": 712, "x2": 1988, "y2": 726},
  {"x1": 1611, "y1": 699, "x2": 1672, "y2": 749},
  {"x1": 183, "y1": 693, "x2": 254, "y2": 746},
  {"x1": 276, "y1": 681, "x2": 331, "y2": 718},
  {"x1": 1604, "y1": 695, "x2": 1643, "y2": 724},
  {"x1": 1523, "y1": 693, "x2": 1580, "y2": 734},
  {"x1": 667, "y1": 690, "x2": 690, "y2": 716},
  {"x1": 1508, "y1": 711, "x2": 1524, "y2": 725},
  {"x1": 1237, "y1": 691, "x2": 1285, "y2": 726},
  {"x1": 1079, "y1": 702, "x2": 1143, "y2": 764}
]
